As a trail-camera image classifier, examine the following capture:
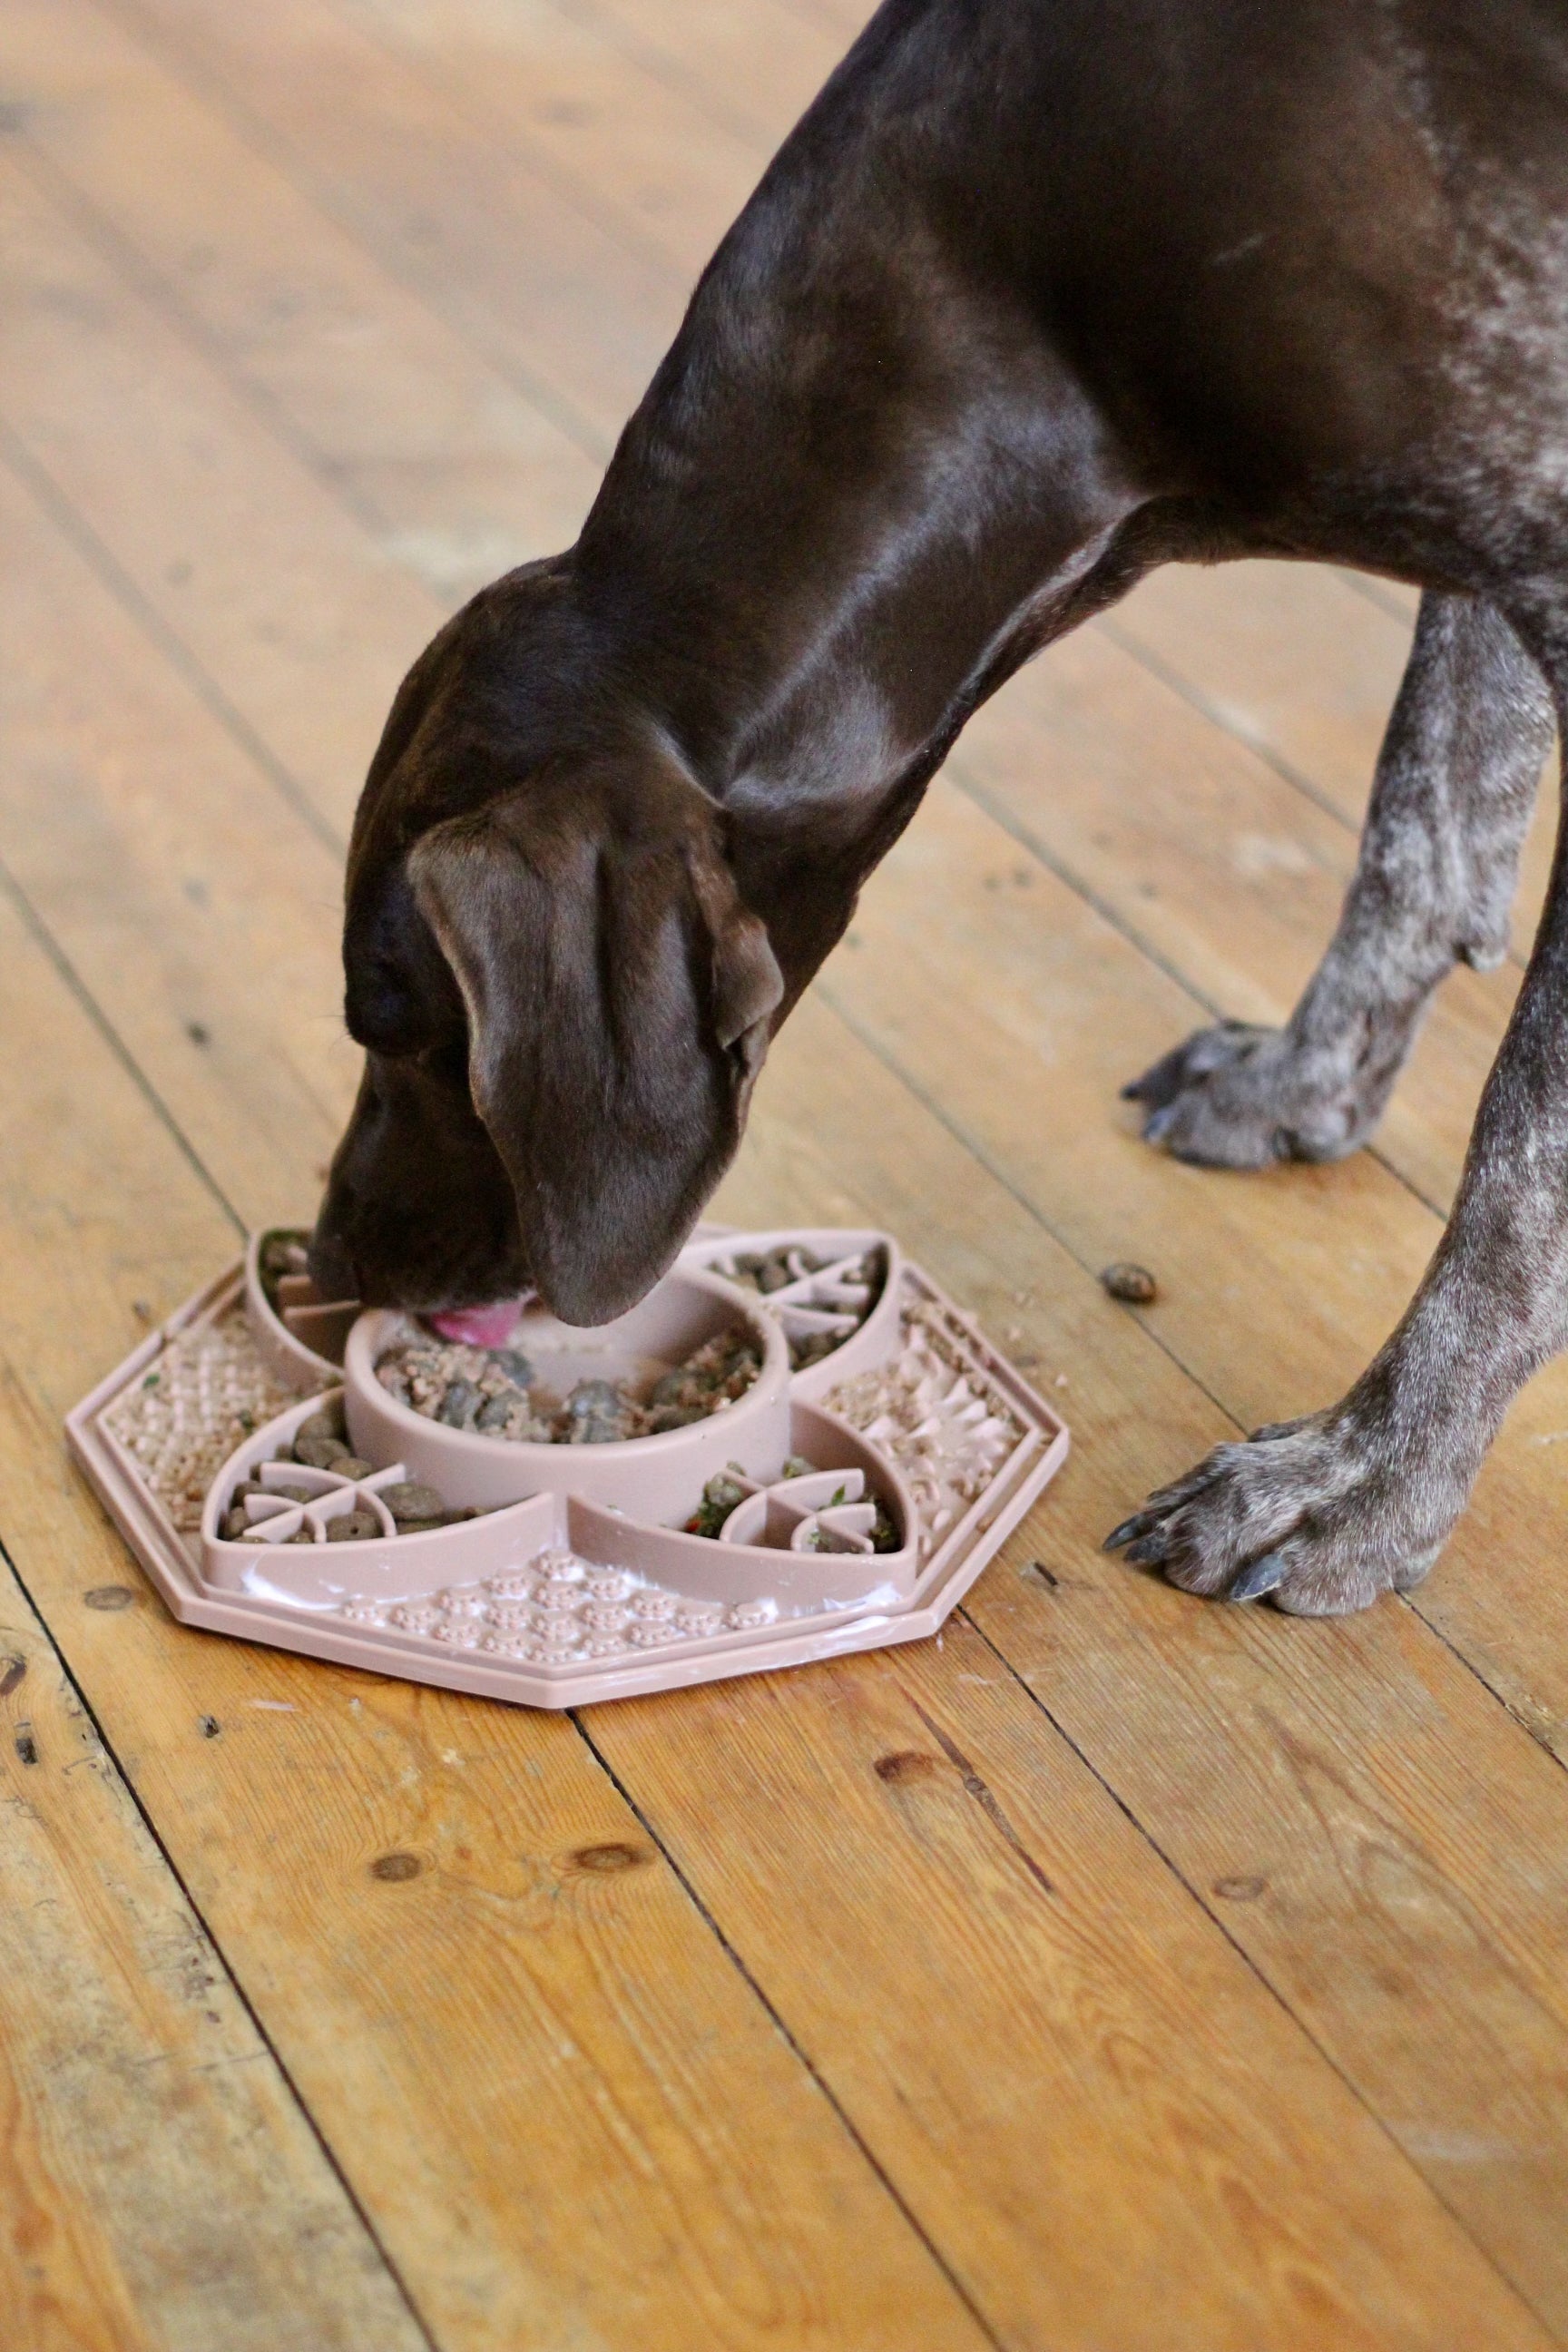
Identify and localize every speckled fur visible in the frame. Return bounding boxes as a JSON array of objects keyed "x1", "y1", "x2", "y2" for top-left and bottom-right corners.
[
  {"x1": 315, "y1": 0, "x2": 1568, "y2": 1615},
  {"x1": 1125, "y1": 598, "x2": 1554, "y2": 1170}
]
